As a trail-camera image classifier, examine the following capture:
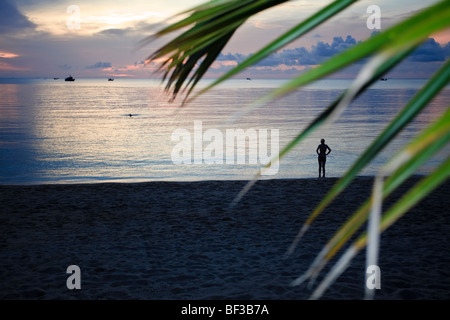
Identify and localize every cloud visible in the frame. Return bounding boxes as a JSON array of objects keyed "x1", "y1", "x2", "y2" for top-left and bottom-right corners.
[
  {"x1": 211, "y1": 35, "x2": 449, "y2": 78},
  {"x1": 0, "y1": 0, "x2": 36, "y2": 34},
  {"x1": 86, "y1": 61, "x2": 112, "y2": 69},
  {"x1": 0, "y1": 52, "x2": 19, "y2": 58},
  {"x1": 96, "y1": 28, "x2": 131, "y2": 37},
  {"x1": 93, "y1": 20, "x2": 170, "y2": 39},
  {"x1": 444, "y1": 42, "x2": 450, "y2": 57},
  {"x1": 217, "y1": 35, "x2": 360, "y2": 68},
  {"x1": 0, "y1": 60, "x2": 31, "y2": 72},
  {"x1": 216, "y1": 52, "x2": 247, "y2": 62},
  {"x1": 408, "y1": 38, "x2": 448, "y2": 62},
  {"x1": 311, "y1": 35, "x2": 357, "y2": 58}
]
